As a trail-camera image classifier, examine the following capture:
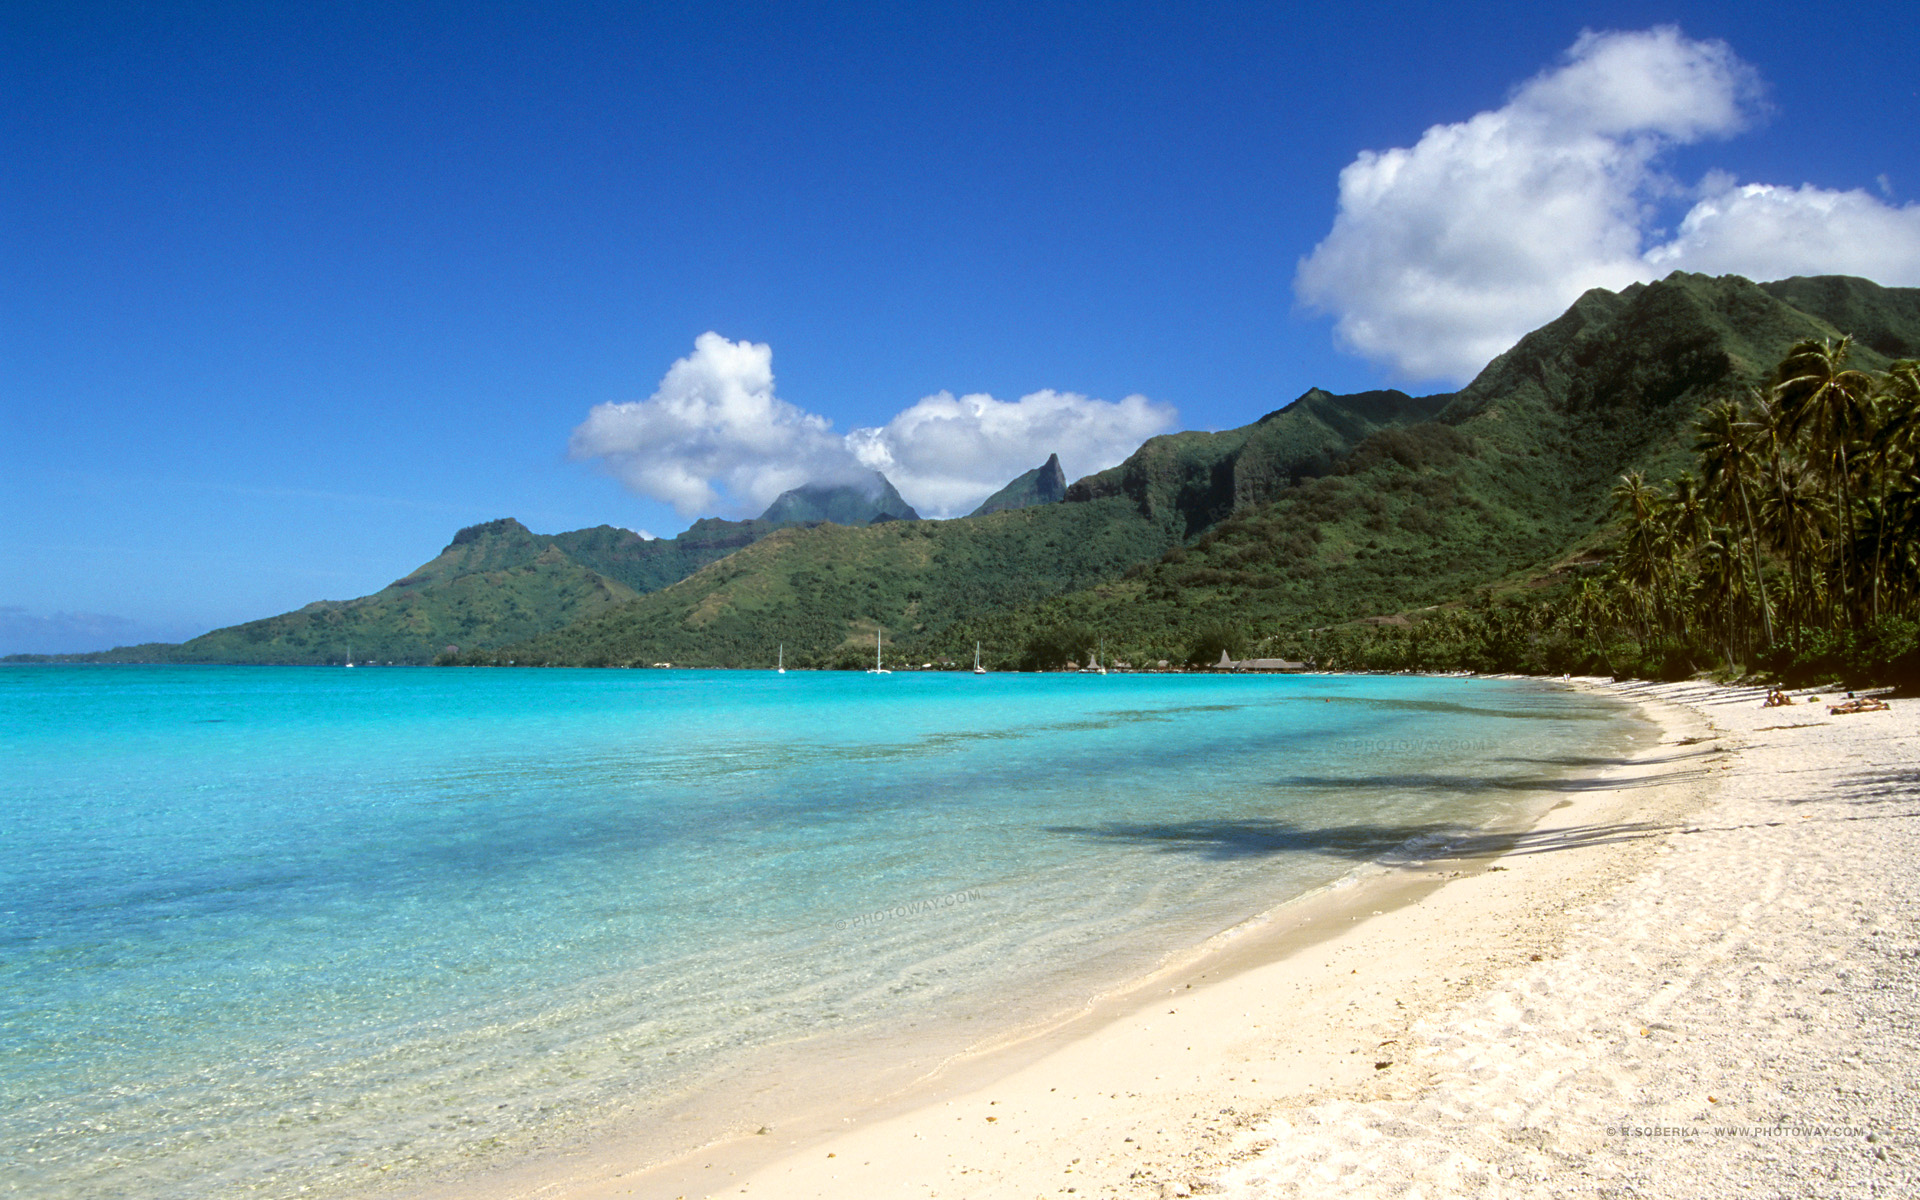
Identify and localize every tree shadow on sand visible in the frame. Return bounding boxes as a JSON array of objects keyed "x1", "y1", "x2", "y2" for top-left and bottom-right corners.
[
  {"x1": 1785, "y1": 766, "x2": 1920, "y2": 808},
  {"x1": 1041, "y1": 816, "x2": 1683, "y2": 863},
  {"x1": 1486, "y1": 745, "x2": 1724, "y2": 771},
  {"x1": 1259, "y1": 755, "x2": 1722, "y2": 799},
  {"x1": 1047, "y1": 758, "x2": 1920, "y2": 863}
]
